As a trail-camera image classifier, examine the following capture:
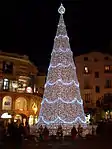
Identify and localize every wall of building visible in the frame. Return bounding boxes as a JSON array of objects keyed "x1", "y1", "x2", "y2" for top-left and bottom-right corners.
[
  {"x1": 0, "y1": 51, "x2": 38, "y2": 93},
  {"x1": 36, "y1": 76, "x2": 46, "y2": 88},
  {"x1": 0, "y1": 92, "x2": 42, "y2": 117},
  {"x1": 75, "y1": 52, "x2": 112, "y2": 108},
  {"x1": 0, "y1": 51, "x2": 41, "y2": 125},
  {"x1": 36, "y1": 75, "x2": 46, "y2": 96}
]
